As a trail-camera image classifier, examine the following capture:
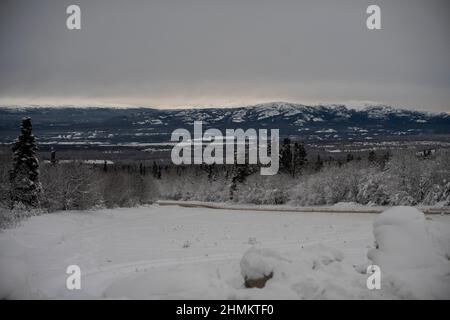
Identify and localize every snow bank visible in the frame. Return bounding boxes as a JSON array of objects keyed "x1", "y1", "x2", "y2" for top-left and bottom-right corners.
[{"x1": 368, "y1": 206, "x2": 450, "y2": 299}]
